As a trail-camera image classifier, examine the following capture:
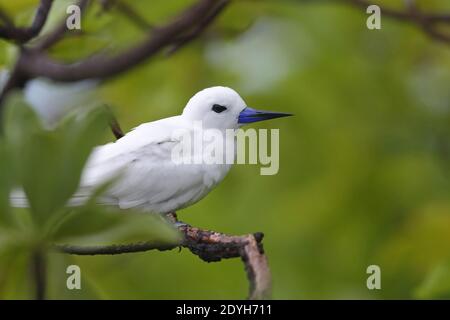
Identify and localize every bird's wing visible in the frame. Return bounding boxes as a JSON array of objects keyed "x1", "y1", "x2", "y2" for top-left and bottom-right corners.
[
  {"x1": 70, "y1": 115, "x2": 209, "y2": 211},
  {"x1": 11, "y1": 115, "x2": 228, "y2": 213},
  {"x1": 10, "y1": 115, "x2": 192, "y2": 210}
]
